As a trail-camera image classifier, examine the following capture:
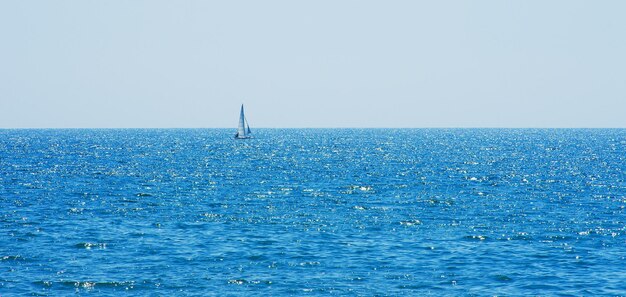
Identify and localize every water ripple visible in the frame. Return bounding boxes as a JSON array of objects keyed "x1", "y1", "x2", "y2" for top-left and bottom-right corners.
[{"x1": 1, "y1": 128, "x2": 625, "y2": 295}]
